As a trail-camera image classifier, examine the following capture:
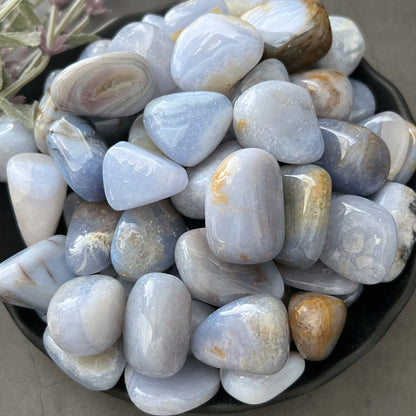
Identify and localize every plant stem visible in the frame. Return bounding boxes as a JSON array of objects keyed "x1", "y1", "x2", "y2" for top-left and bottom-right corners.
[
  {"x1": 0, "y1": 0, "x2": 22, "y2": 23},
  {"x1": 54, "y1": 0, "x2": 85, "y2": 36},
  {"x1": 69, "y1": 14, "x2": 90, "y2": 35},
  {"x1": 47, "y1": 5, "x2": 58, "y2": 48}
]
